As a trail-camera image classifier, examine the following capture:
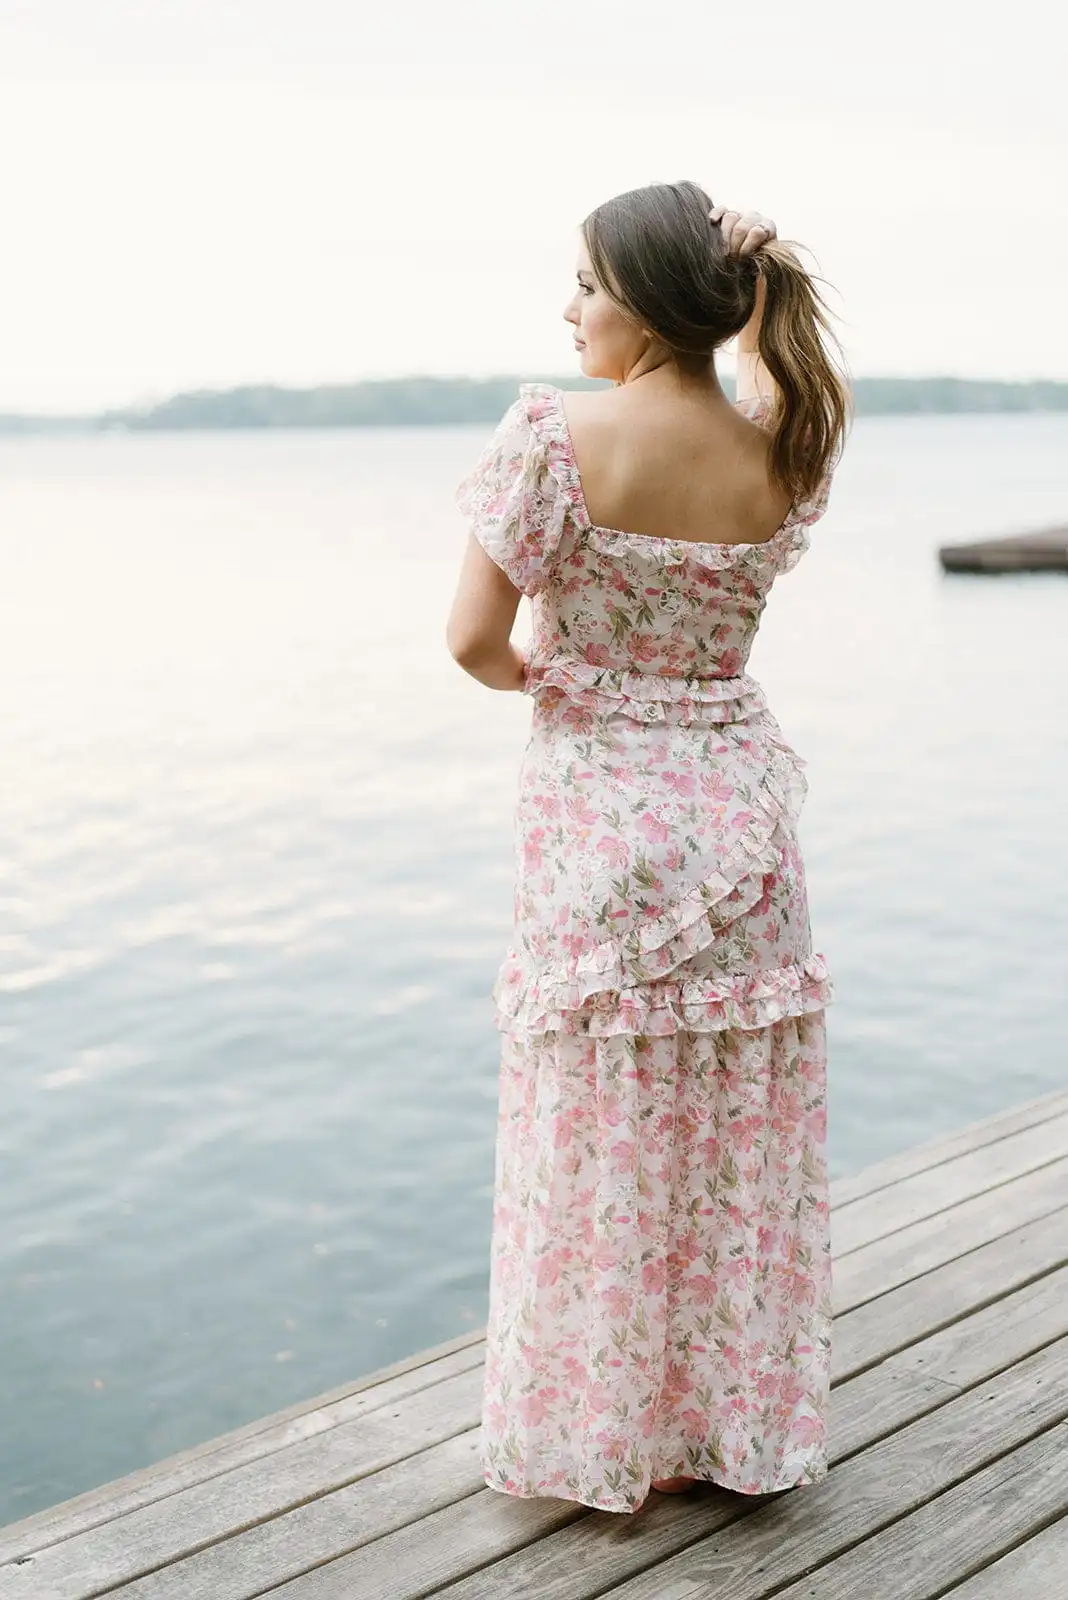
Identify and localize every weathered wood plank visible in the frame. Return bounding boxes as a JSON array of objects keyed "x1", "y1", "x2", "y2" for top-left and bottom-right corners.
[
  {"x1": 760, "y1": 1426, "x2": 1068, "y2": 1600},
  {"x1": 558, "y1": 1341, "x2": 1068, "y2": 1600},
  {"x1": 831, "y1": 1088, "x2": 1068, "y2": 1208},
  {"x1": 832, "y1": 1205, "x2": 1068, "y2": 1380},
  {"x1": 0, "y1": 1328, "x2": 487, "y2": 1565},
  {"x1": 3, "y1": 1094, "x2": 1067, "y2": 1600},
  {"x1": 0, "y1": 1367, "x2": 483, "y2": 1599},
  {"x1": 155, "y1": 1262, "x2": 1068, "y2": 1600},
  {"x1": 944, "y1": 1512, "x2": 1068, "y2": 1598},
  {"x1": 829, "y1": 1263, "x2": 1068, "y2": 1462},
  {"x1": 116, "y1": 1475, "x2": 586, "y2": 1600},
  {"x1": 831, "y1": 1110, "x2": 1068, "y2": 1256},
  {"x1": 835, "y1": 1154, "x2": 1068, "y2": 1311}
]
